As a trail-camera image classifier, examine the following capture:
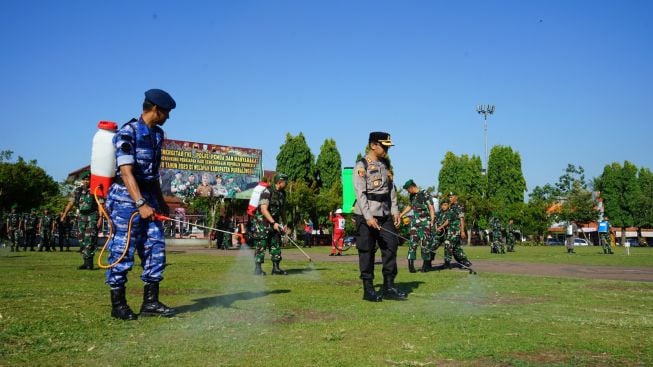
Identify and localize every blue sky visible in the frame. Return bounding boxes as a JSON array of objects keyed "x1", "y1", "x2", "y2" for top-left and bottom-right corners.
[{"x1": 1, "y1": 0, "x2": 651, "y2": 195}]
